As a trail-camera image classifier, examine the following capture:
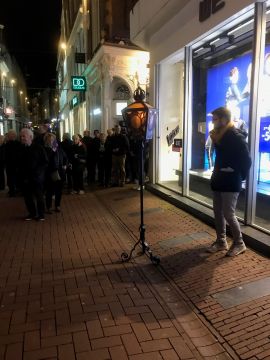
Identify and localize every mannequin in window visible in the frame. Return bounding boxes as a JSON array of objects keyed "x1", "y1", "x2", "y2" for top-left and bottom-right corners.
[
  {"x1": 261, "y1": 53, "x2": 270, "y2": 117},
  {"x1": 225, "y1": 66, "x2": 248, "y2": 139},
  {"x1": 225, "y1": 67, "x2": 242, "y2": 108},
  {"x1": 205, "y1": 122, "x2": 214, "y2": 171}
]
